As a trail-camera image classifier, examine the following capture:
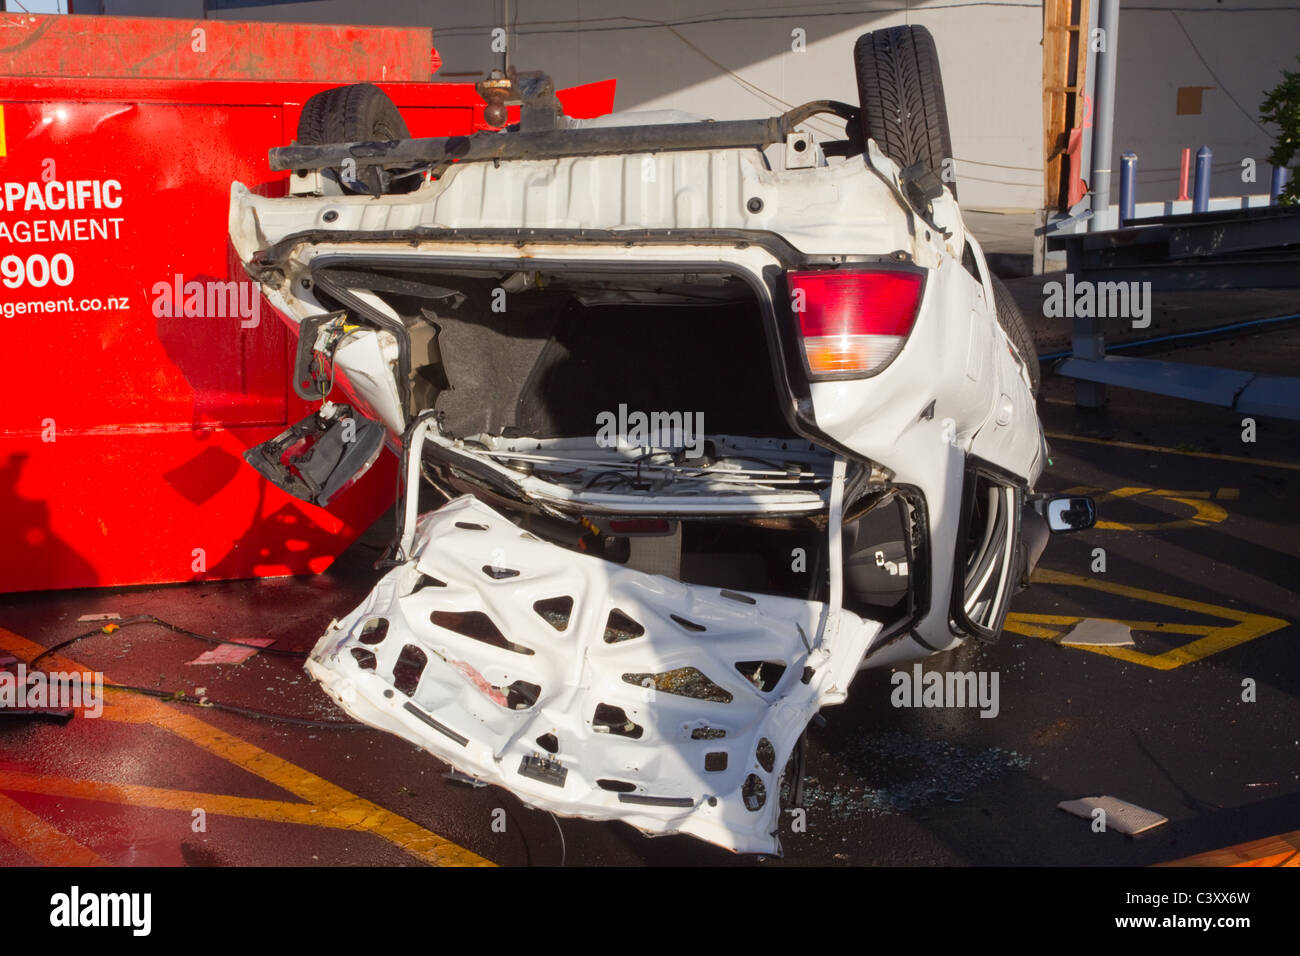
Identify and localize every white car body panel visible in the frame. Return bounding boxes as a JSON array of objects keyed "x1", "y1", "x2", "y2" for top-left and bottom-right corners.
[
  {"x1": 231, "y1": 136, "x2": 1046, "y2": 854},
  {"x1": 307, "y1": 494, "x2": 877, "y2": 855}
]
